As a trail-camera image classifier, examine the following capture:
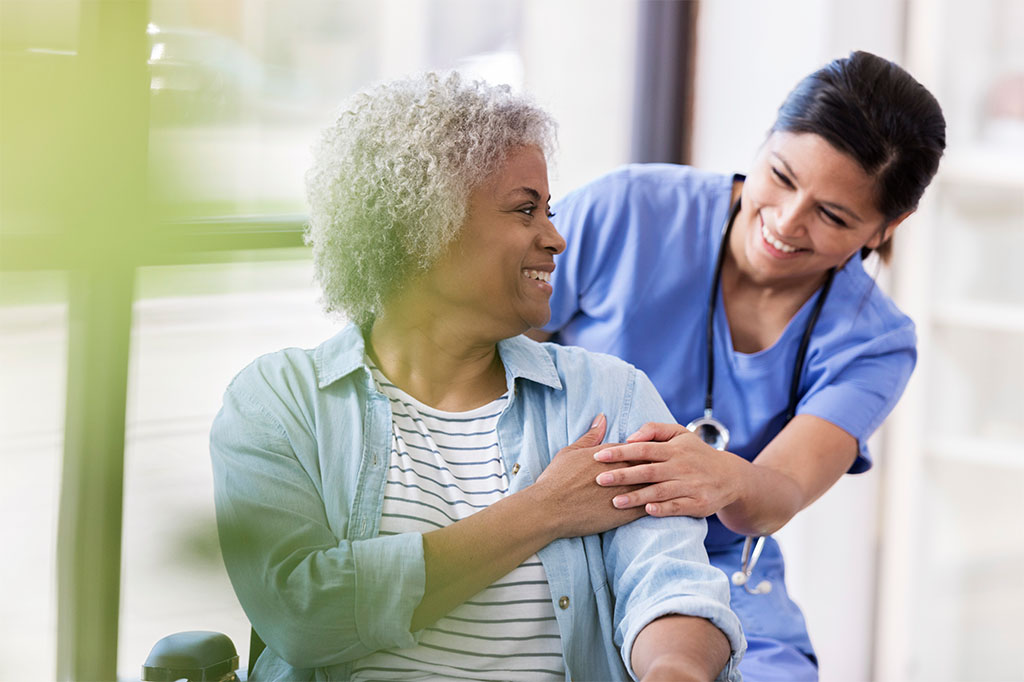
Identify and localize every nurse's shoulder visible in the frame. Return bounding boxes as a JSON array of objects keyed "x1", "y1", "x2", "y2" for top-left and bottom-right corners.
[{"x1": 561, "y1": 163, "x2": 732, "y2": 210}]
